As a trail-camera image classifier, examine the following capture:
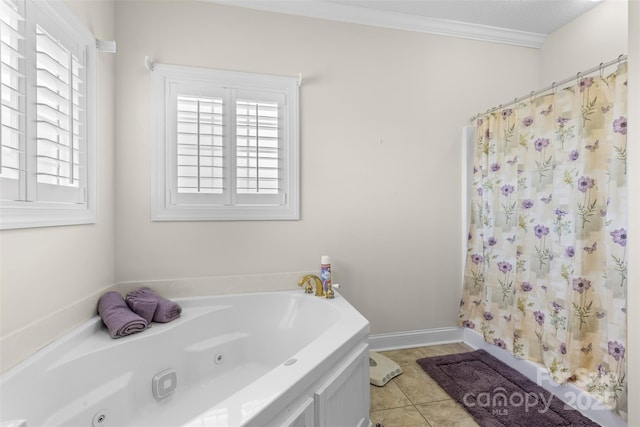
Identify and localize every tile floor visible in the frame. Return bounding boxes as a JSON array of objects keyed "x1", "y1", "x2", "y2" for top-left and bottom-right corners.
[{"x1": 369, "y1": 342, "x2": 480, "y2": 427}]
